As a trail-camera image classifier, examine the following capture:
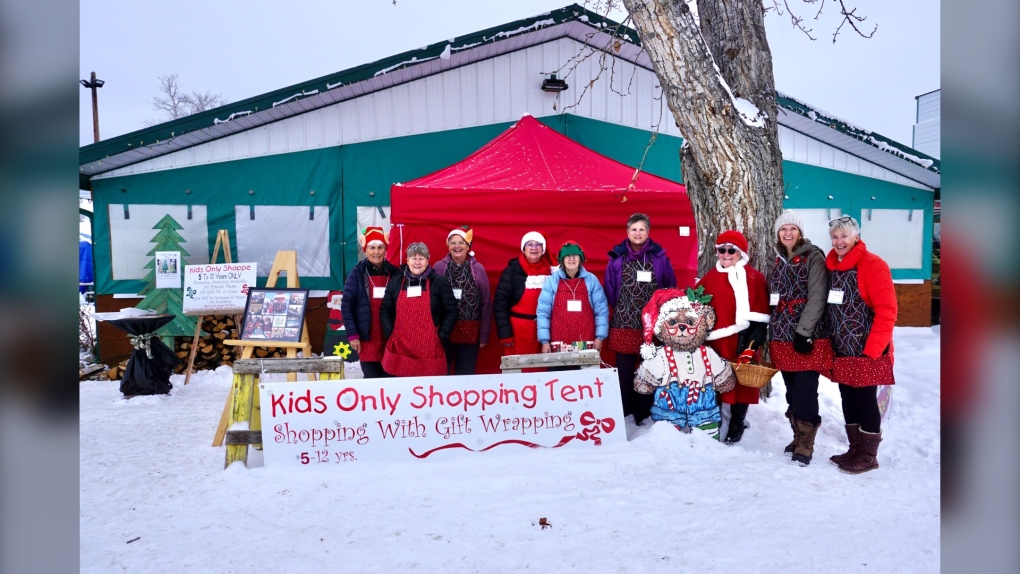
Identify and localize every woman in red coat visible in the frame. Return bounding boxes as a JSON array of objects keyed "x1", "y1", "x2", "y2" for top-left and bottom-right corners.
[
  {"x1": 695, "y1": 230, "x2": 771, "y2": 443},
  {"x1": 825, "y1": 215, "x2": 897, "y2": 474}
]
